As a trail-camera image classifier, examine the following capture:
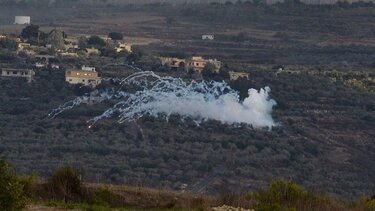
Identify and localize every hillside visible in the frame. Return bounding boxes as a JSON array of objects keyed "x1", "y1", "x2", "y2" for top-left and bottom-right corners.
[
  {"x1": 0, "y1": 1, "x2": 374, "y2": 202},
  {"x1": 0, "y1": 68, "x2": 374, "y2": 200}
]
